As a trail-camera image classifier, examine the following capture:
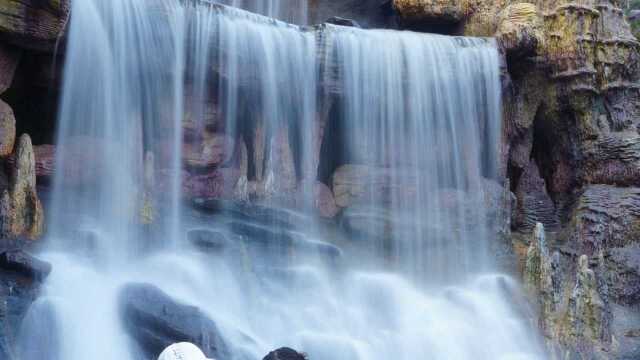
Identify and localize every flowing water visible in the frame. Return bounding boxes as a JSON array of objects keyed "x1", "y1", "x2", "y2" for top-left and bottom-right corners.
[
  {"x1": 18, "y1": 0, "x2": 545, "y2": 359},
  {"x1": 218, "y1": 0, "x2": 309, "y2": 24}
]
